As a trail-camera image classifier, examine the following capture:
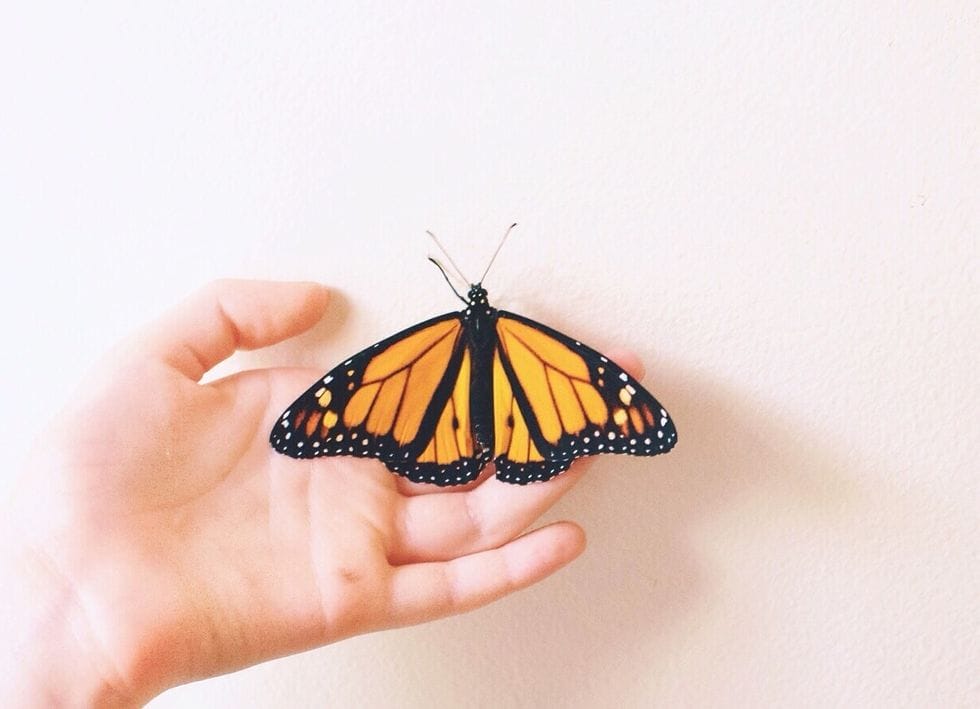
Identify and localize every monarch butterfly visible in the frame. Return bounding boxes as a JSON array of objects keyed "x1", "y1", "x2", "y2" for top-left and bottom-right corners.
[{"x1": 270, "y1": 226, "x2": 677, "y2": 485}]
